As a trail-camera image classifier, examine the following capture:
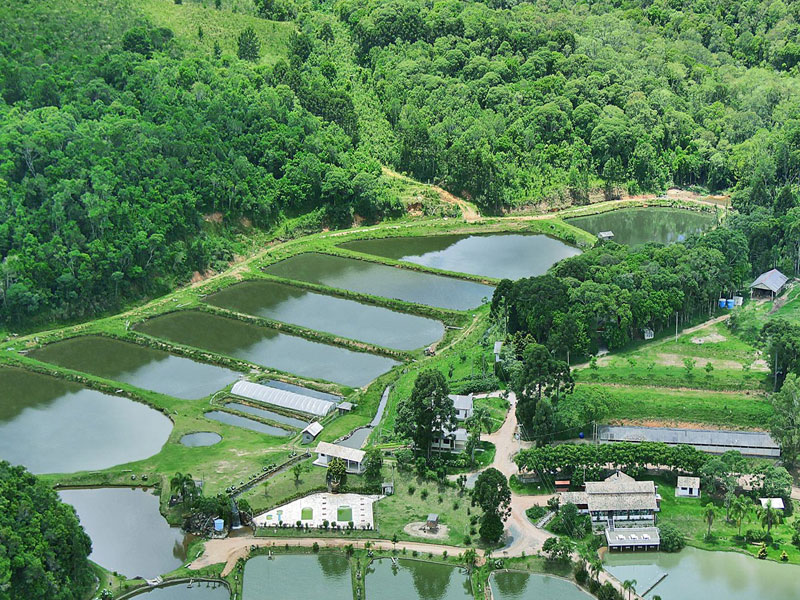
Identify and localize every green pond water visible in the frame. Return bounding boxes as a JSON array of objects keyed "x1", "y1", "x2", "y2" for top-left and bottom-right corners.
[
  {"x1": 30, "y1": 335, "x2": 237, "y2": 399},
  {"x1": 0, "y1": 367, "x2": 171, "y2": 474},
  {"x1": 135, "y1": 310, "x2": 398, "y2": 387},
  {"x1": 205, "y1": 410, "x2": 290, "y2": 436},
  {"x1": 567, "y1": 208, "x2": 715, "y2": 246},
  {"x1": 490, "y1": 572, "x2": 592, "y2": 600},
  {"x1": 224, "y1": 401, "x2": 309, "y2": 428},
  {"x1": 59, "y1": 488, "x2": 193, "y2": 579},
  {"x1": 179, "y1": 432, "x2": 222, "y2": 447},
  {"x1": 205, "y1": 280, "x2": 444, "y2": 350},
  {"x1": 603, "y1": 546, "x2": 800, "y2": 599},
  {"x1": 263, "y1": 253, "x2": 492, "y2": 310},
  {"x1": 132, "y1": 583, "x2": 229, "y2": 600},
  {"x1": 242, "y1": 554, "x2": 352, "y2": 600},
  {"x1": 366, "y1": 559, "x2": 473, "y2": 600},
  {"x1": 341, "y1": 234, "x2": 581, "y2": 280}
]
